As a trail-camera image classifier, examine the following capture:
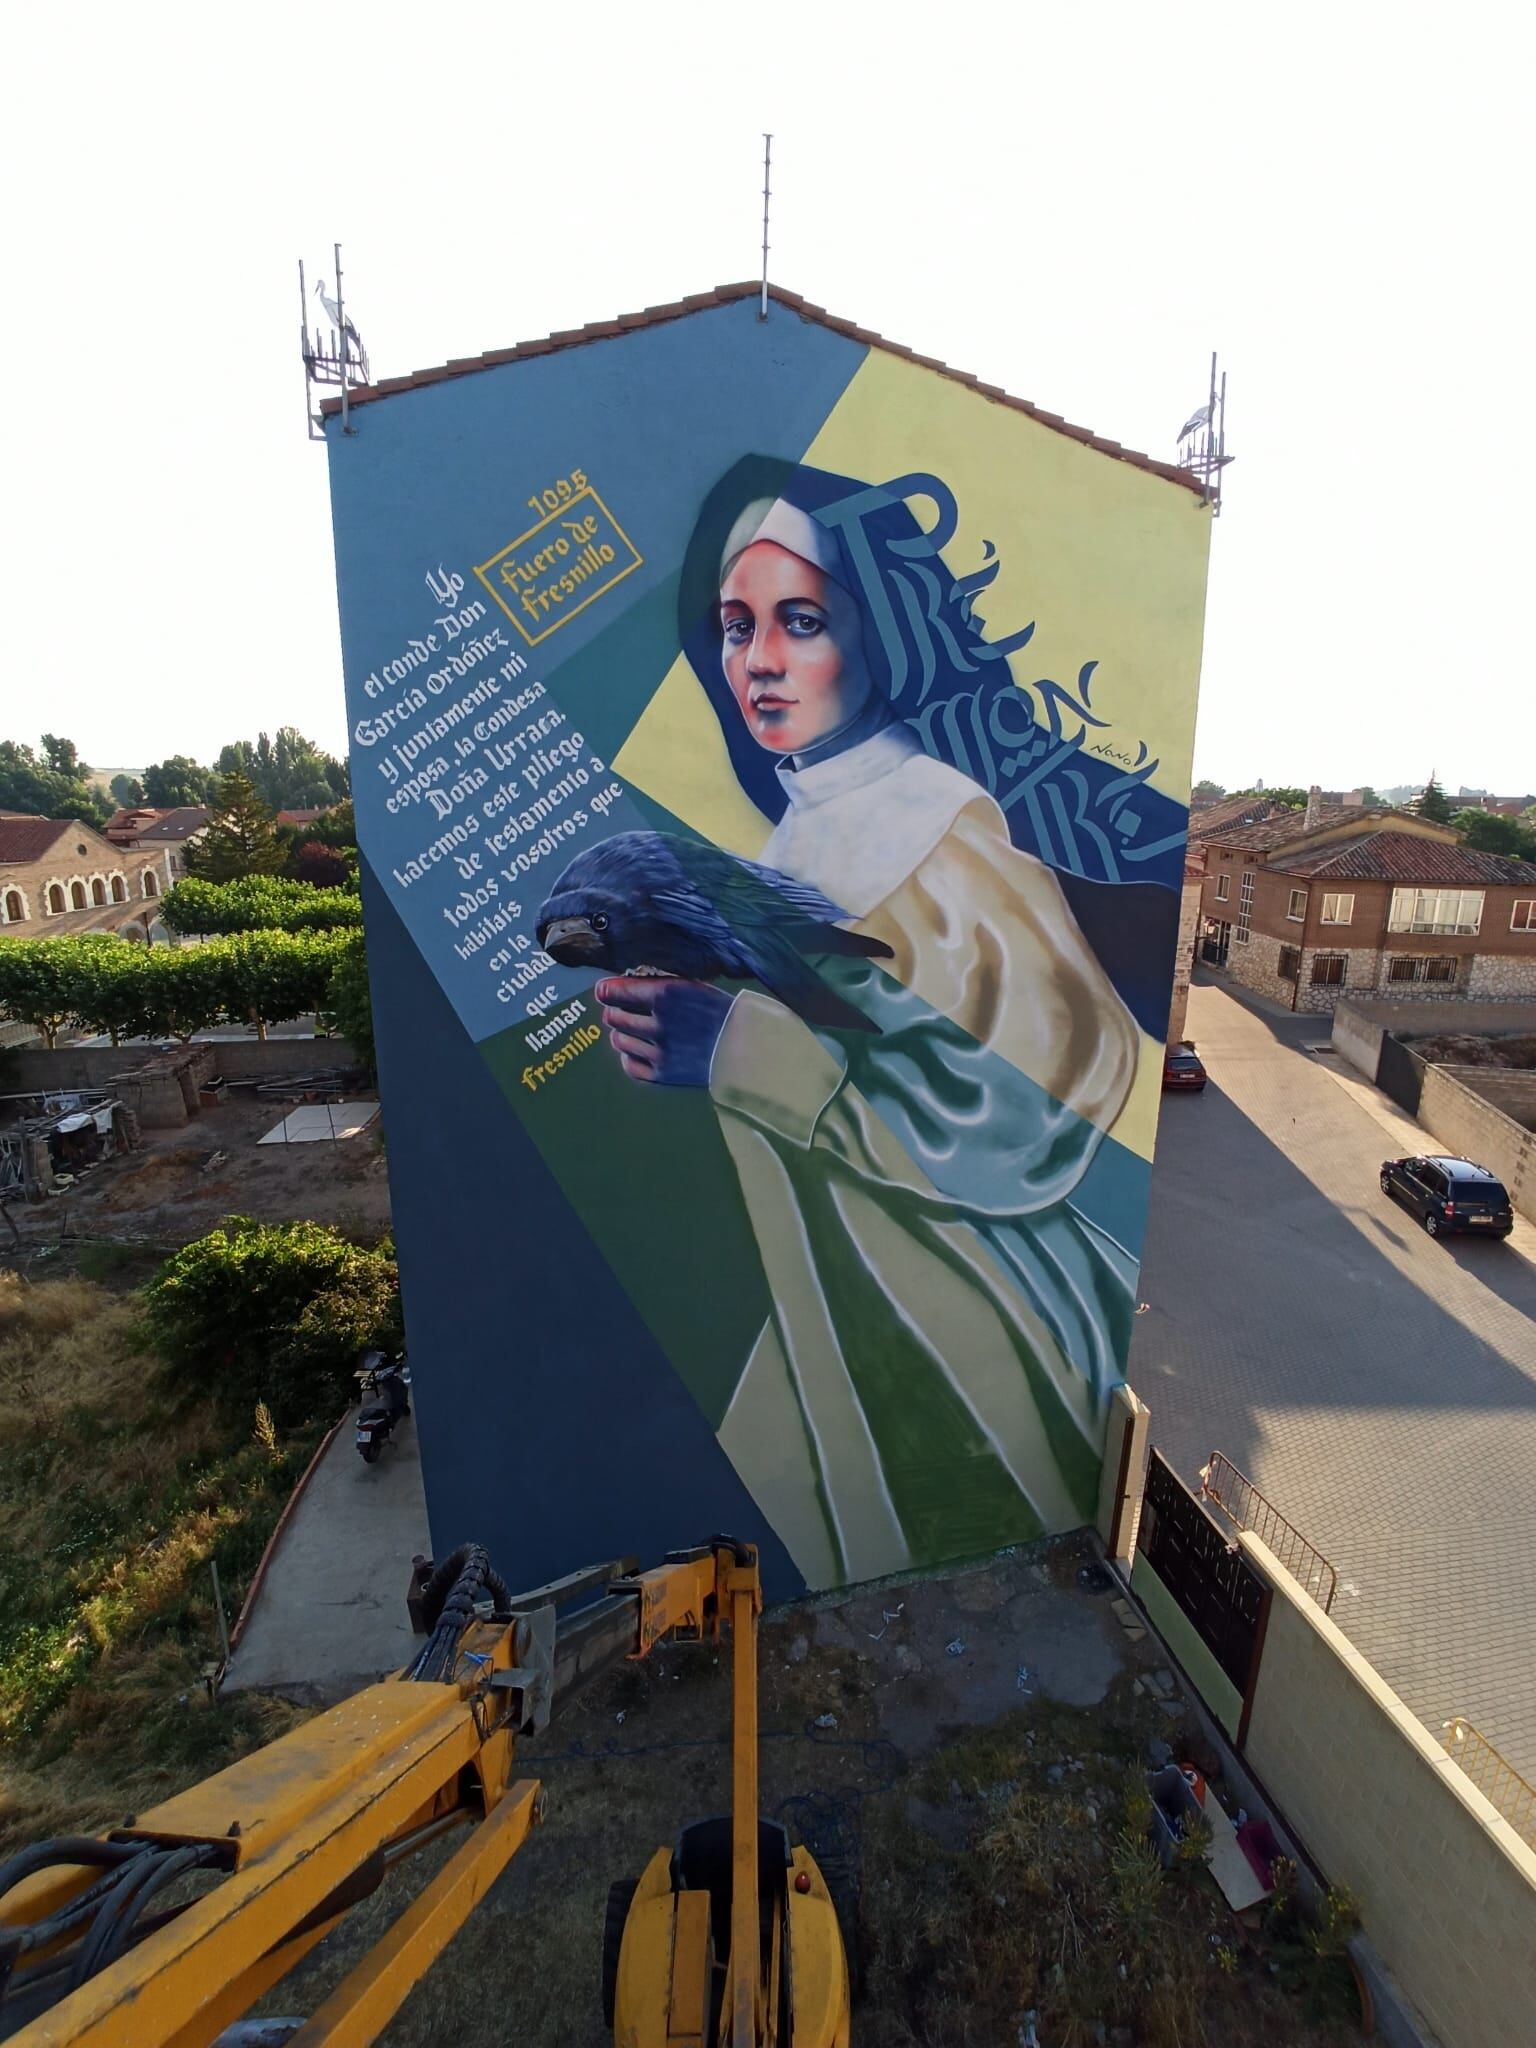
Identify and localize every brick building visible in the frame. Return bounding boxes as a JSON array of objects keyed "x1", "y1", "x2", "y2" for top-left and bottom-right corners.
[
  {"x1": 102, "y1": 805, "x2": 210, "y2": 886},
  {"x1": 1198, "y1": 807, "x2": 1536, "y2": 1012},
  {"x1": 0, "y1": 815, "x2": 173, "y2": 940}
]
